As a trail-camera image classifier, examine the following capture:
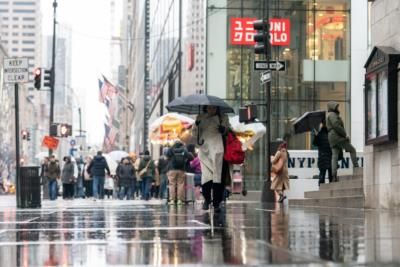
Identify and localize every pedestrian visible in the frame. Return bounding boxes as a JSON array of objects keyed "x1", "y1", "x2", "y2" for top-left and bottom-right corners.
[
  {"x1": 192, "y1": 105, "x2": 231, "y2": 212},
  {"x1": 82, "y1": 156, "x2": 93, "y2": 198},
  {"x1": 117, "y1": 157, "x2": 135, "y2": 200},
  {"x1": 61, "y1": 156, "x2": 75, "y2": 200},
  {"x1": 40, "y1": 157, "x2": 49, "y2": 200},
  {"x1": 104, "y1": 175, "x2": 114, "y2": 199},
  {"x1": 313, "y1": 121, "x2": 333, "y2": 185},
  {"x1": 166, "y1": 141, "x2": 193, "y2": 205},
  {"x1": 137, "y1": 150, "x2": 155, "y2": 201},
  {"x1": 271, "y1": 142, "x2": 290, "y2": 203},
  {"x1": 134, "y1": 153, "x2": 143, "y2": 199},
  {"x1": 87, "y1": 151, "x2": 111, "y2": 200},
  {"x1": 157, "y1": 148, "x2": 170, "y2": 200},
  {"x1": 47, "y1": 155, "x2": 60, "y2": 201},
  {"x1": 190, "y1": 151, "x2": 202, "y2": 201},
  {"x1": 326, "y1": 102, "x2": 359, "y2": 181},
  {"x1": 74, "y1": 158, "x2": 84, "y2": 198}
]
